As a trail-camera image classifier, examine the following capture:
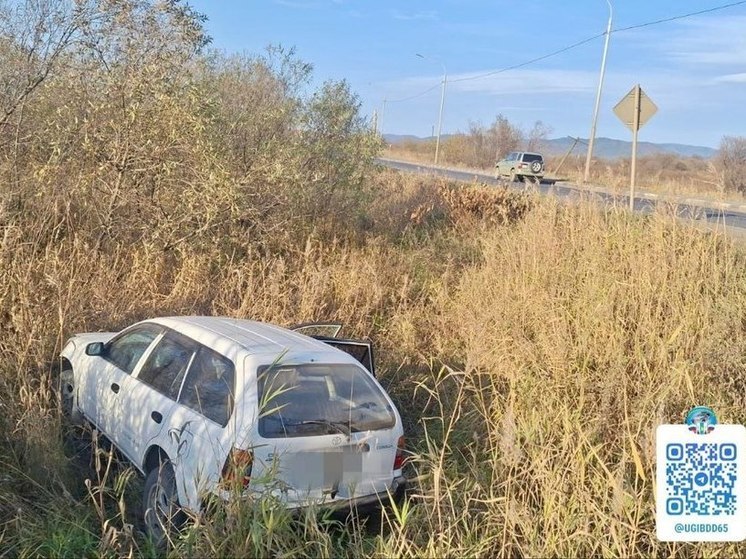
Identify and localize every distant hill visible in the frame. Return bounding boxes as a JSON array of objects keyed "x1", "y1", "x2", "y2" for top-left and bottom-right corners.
[
  {"x1": 541, "y1": 136, "x2": 716, "y2": 159},
  {"x1": 384, "y1": 134, "x2": 717, "y2": 159}
]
